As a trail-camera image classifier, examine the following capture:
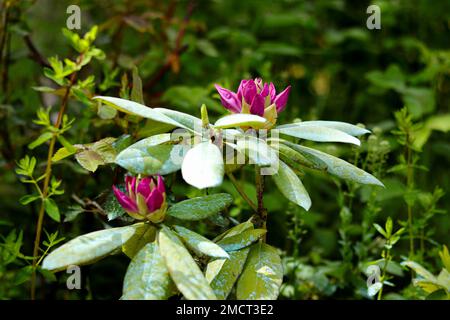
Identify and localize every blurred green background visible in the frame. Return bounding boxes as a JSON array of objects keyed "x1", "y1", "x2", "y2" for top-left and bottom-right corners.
[{"x1": 0, "y1": 0, "x2": 449, "y2": 300}]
